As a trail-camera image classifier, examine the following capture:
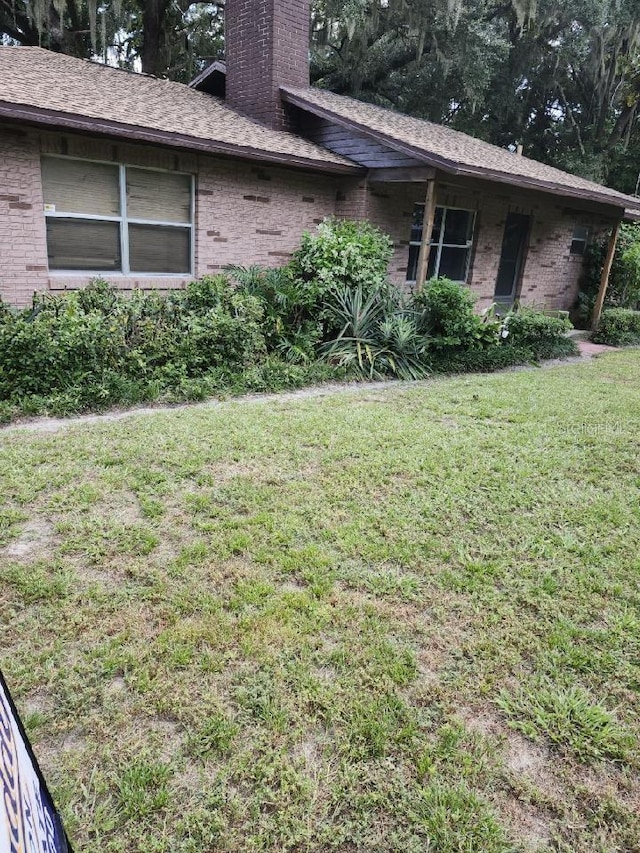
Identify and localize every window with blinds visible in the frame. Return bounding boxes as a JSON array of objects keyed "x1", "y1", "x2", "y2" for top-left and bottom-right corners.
[{"x1": 41, "y1": 156, "x2": 193, "y2": 274}]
